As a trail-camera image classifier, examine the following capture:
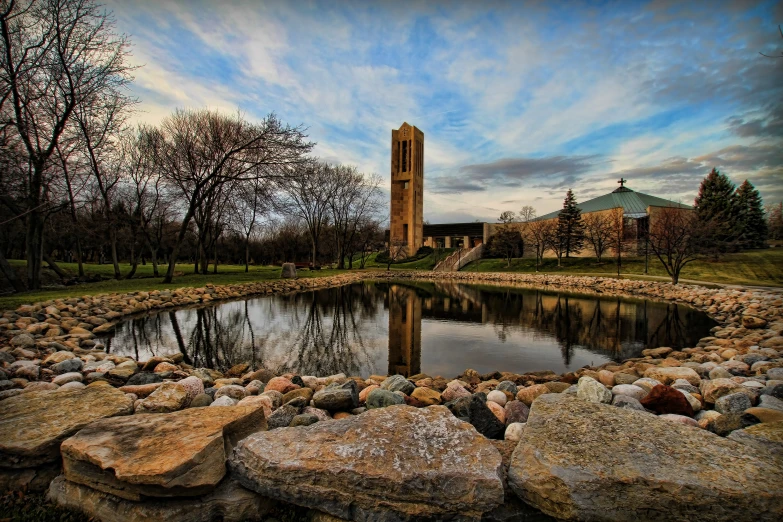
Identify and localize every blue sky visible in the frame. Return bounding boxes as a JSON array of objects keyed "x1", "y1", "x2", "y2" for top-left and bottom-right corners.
[{"x1": 111, "y1": 0, "x2": 783, "y2": 222}]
